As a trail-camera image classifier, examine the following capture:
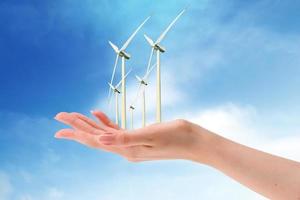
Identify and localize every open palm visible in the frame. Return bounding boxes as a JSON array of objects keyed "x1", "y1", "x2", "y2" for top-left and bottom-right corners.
[{"x1": 55, "y1": 111, "x2": 202, "y2": 162}]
